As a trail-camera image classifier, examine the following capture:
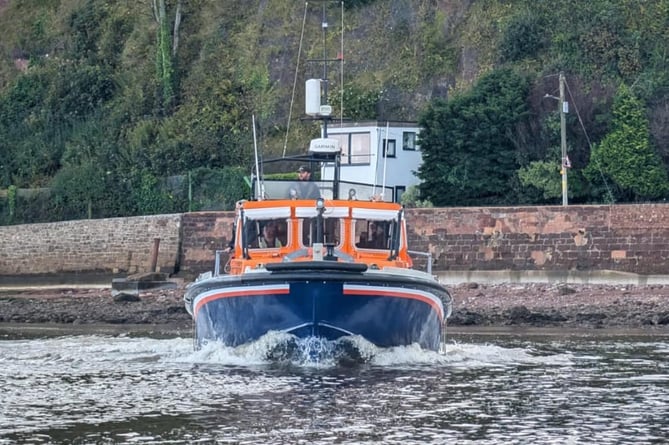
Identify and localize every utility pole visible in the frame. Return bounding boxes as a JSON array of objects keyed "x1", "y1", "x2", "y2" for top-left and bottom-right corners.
[{"x1": 559, "y1": 72, "x2": 568, "y2": 206}]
